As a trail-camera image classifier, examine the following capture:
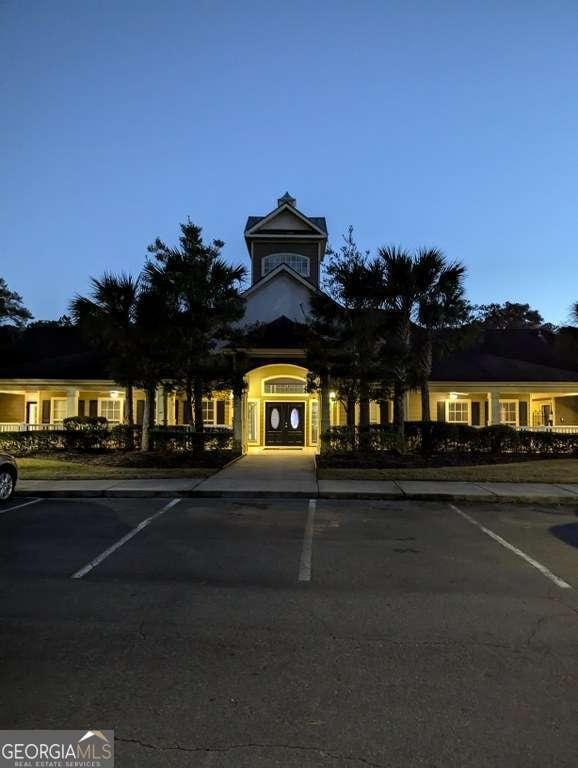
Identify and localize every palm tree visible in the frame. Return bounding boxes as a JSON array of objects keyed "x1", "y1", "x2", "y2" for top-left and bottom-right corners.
[
  {"x1": 307, "y1": 228, "x2": 383, "y2": 450},
  {"x1": 70, "y1": 272, "x2": 140, "y2": 445},
  {"x1": 415, "y1": 251, "x2": 467, "y2": 421},
  {"x1": 373, "y1": 247, "x2": 466, "y2": 449},
  {"x1": 372, "y1": 247, "x2": 418, "y2": 450}
]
